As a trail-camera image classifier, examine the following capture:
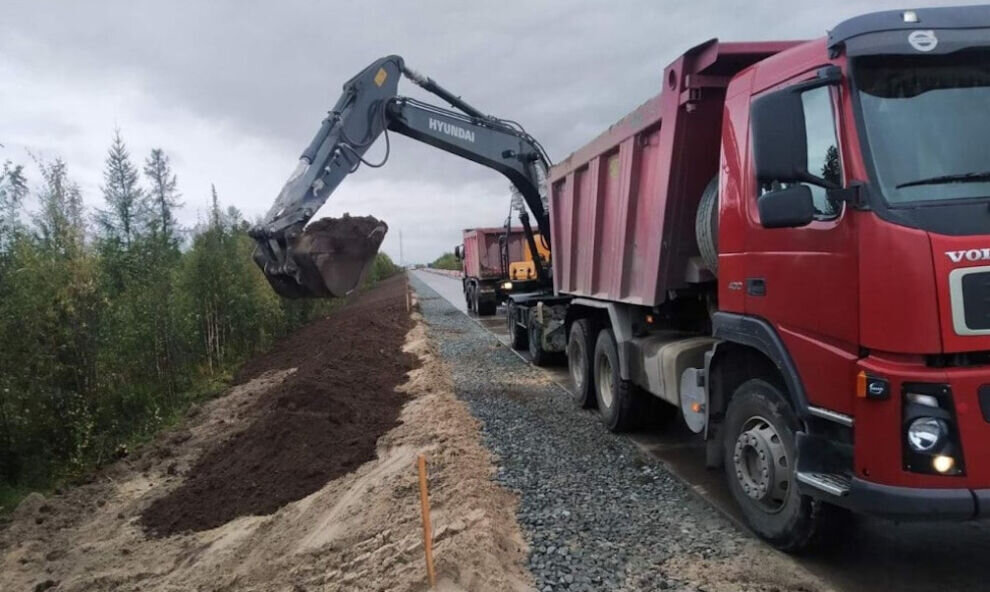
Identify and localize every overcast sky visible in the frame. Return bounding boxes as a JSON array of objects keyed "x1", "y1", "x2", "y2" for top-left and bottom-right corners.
[{"x1": 0, "y1": 0, "x2": 955, "y2": 264}]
